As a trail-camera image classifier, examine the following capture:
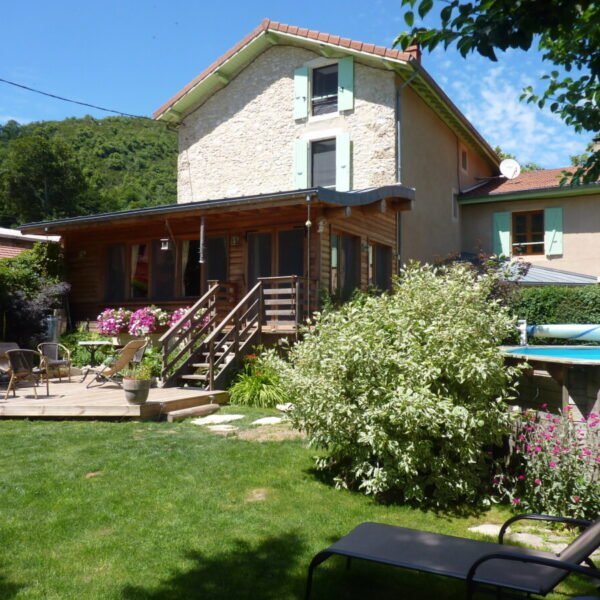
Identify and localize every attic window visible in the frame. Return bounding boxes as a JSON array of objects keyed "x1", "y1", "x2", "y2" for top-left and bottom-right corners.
[
  {"x1": 312, "y1": 64, "x2": 338, "y2": 116},
  {"x1": 461, "y1": 148, "x2": 468, "y2": 172}
]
